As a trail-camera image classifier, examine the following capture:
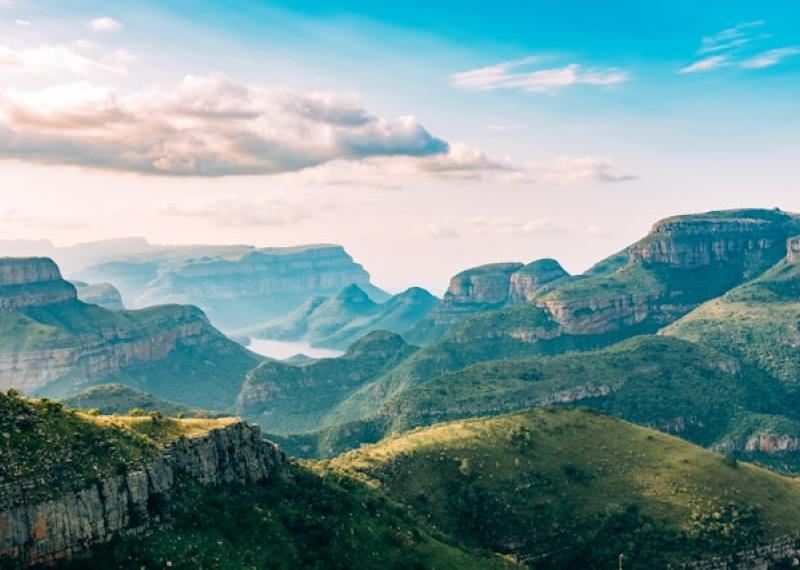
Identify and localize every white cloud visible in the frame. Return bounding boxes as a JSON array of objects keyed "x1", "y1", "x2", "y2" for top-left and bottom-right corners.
[
  {"x1": 414, "y1": 222, "x2": 460, "y2": 239},
  {"x1": 0, "y1": 43, "x2": 134, "y2": 75},
  {"x1": 89, "y1": 17, "x2": 122, "y2": 32},
  {"x1": 681, "y1": 21, "x2": 798, "y2": 73},
  {"x1": 526, "y1": 157, "x2": 635, "y2": 187},
  {"x1": 678, "y1": 55, "x2": 727, "y2": 74},
  {"x1": 740, "y1": 47, "x2": 800, "y2": 69},
  {"x1": 0, "y1": 75, "x2": 449, "y2": 176},
  {"x1": 14, "y1": 19, "x2": 30, "y2": 27},
  {"x1": 698, "y1": 20, "x2": 764, "y2": 54},
  {"x1": 452, "y1": 56, "x2": 628, "y2": 93}
]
